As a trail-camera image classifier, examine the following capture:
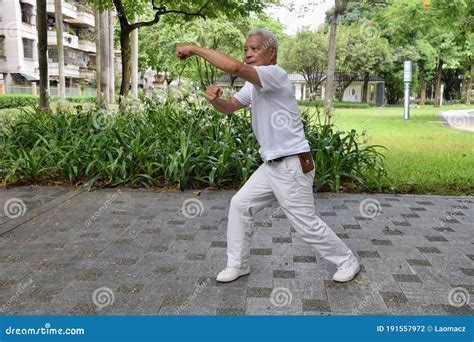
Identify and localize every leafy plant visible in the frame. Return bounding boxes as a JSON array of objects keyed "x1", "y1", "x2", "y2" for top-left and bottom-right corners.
[{"x1": 1, "y1": 87, "x2": 387, "y2": 192}]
